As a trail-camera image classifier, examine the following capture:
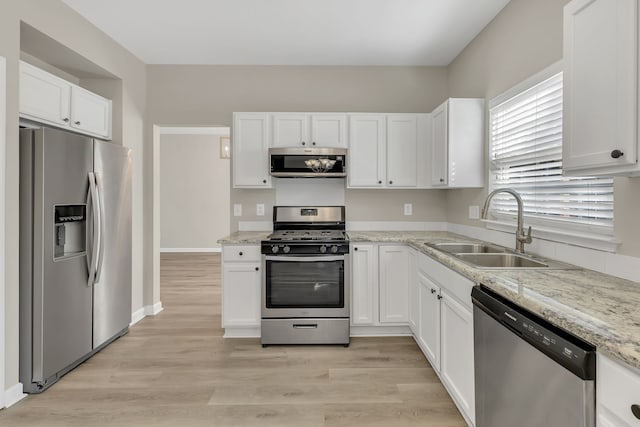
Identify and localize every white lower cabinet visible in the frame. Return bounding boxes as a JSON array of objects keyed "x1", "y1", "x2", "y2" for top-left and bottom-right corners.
[
  {"x1": 440, "y1": 289, "x2": 475, "y2": 423},
  {"x1": 417, "y1": 269, "x2": 441, "y2": 371},
  {"x1": 379, "y1": 245, "x2": 410, "y2": 323},
  {"x1": 597, "y1": 353, "x2": 640, "y2": 426},
  {"x1": 221, "y1": 245, "x2": 261, "y2": 335},
  {"x1": 350, "y1": 243, "x2": 410, "y2": 328},
  {"x1": 414, "y1": 252, "x2": 475, "y2": 426}
]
